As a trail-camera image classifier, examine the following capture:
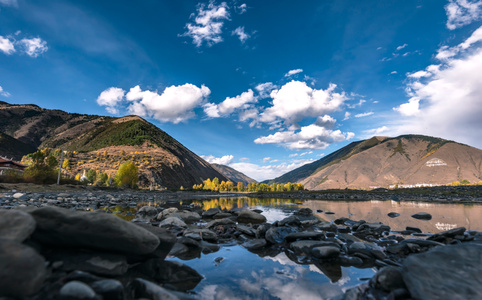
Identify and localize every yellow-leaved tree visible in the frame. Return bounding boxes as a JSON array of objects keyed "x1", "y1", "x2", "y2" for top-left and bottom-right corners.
[{"x1": 114, "y1": 161, "x2": 138, "y2": 188}]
